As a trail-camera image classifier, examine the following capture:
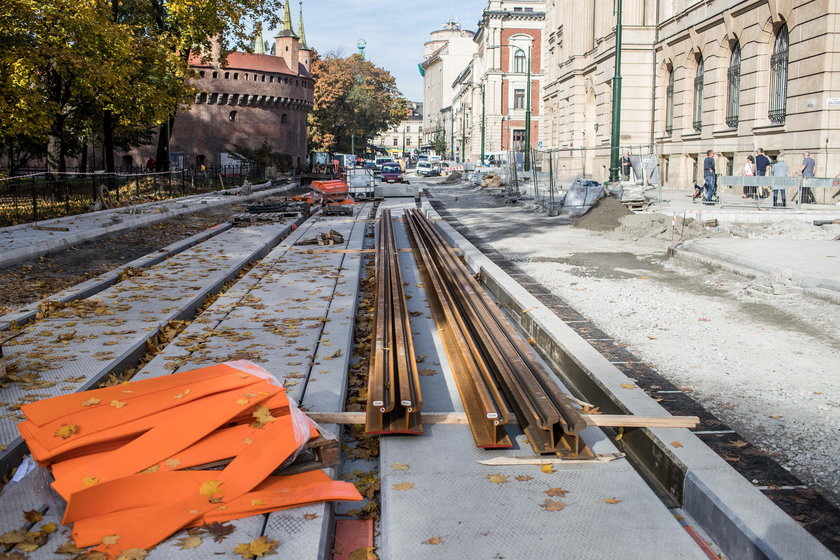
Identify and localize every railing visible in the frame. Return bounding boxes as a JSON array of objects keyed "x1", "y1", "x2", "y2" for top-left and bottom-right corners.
[
  {"x1": 716, "y1": 175, "x2": 839, "y2": 208},
  {"x1": 0, "y1": 165, "x2": 265, "y2": 227}
]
